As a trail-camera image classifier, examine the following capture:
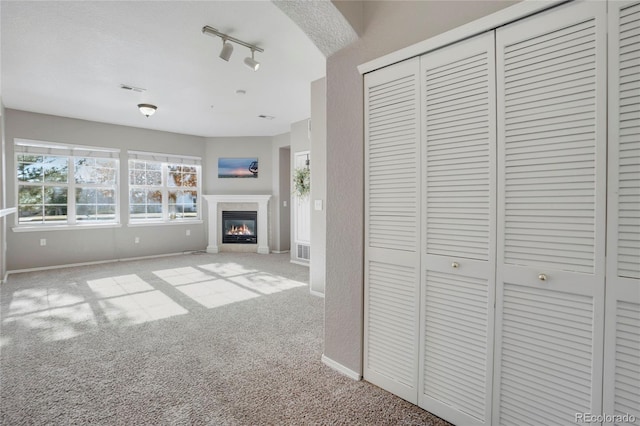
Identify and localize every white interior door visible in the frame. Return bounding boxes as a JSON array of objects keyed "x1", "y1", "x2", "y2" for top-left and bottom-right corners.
[
  {"x1": 293, "y1": 151, "x2": 310, "y2": 259},
  {"x1": 604, "y1": 1, "x2": 640, "y2": 423},
  {"x1": 364, "y1": 57, "x2": 421, "y2": 403},
  {"x1": 419, "y1": 31, "x2": 496, "y2": 426},
  {"x1": 494, "y1": 2, "x2": 607, "y2": 424}
]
